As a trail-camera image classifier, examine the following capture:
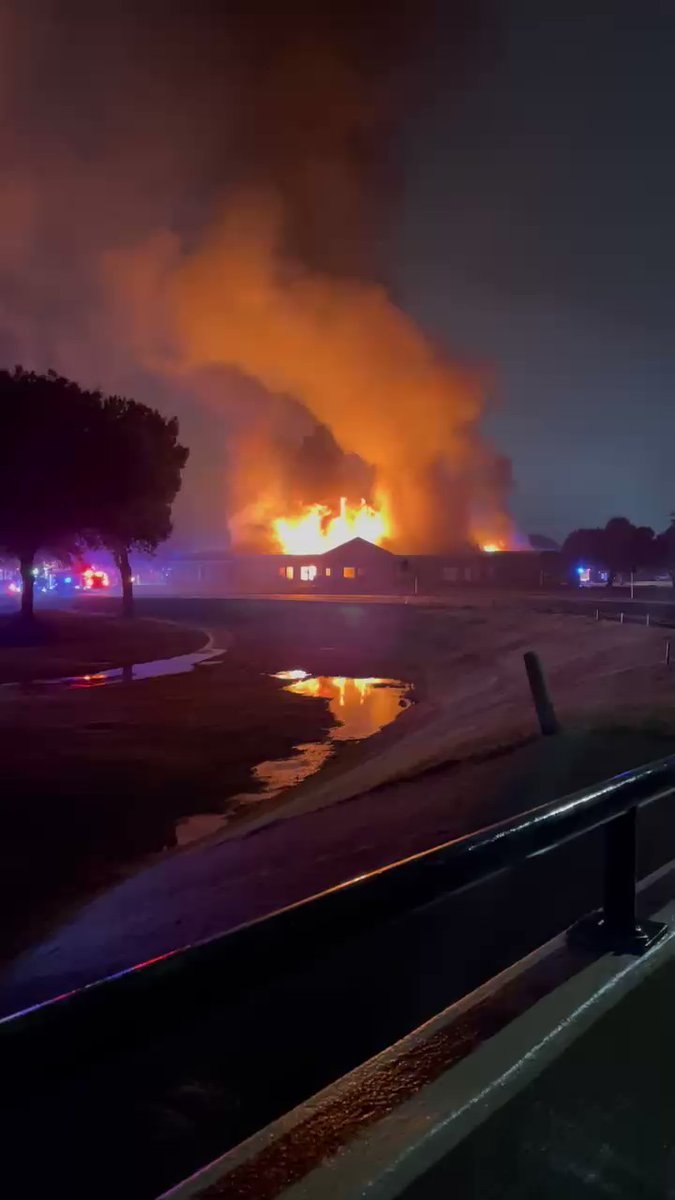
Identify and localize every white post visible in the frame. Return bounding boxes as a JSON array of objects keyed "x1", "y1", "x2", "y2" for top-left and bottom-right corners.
[
  {"x1": 630, "y1": 571, "x2": 635, "y2": 600},
  {"x1": 414, "y1": 574, "x2": 418, "y2": 596}
]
